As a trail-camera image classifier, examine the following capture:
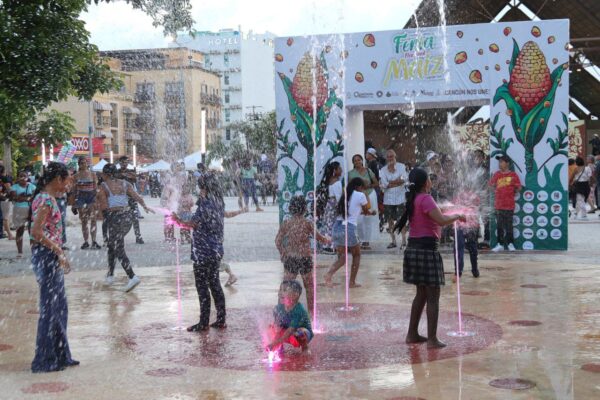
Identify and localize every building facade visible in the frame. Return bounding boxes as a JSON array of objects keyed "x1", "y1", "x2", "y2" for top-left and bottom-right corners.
[
  {"x1": 103, "y1": 48, "x2": 222, "y2": 160},
  {"x1": 49, "y1": 48, "x2": 222, "y2": 162},
  {"x1": 175, "y1": 29, "x2": 276, "y2": 142}
]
